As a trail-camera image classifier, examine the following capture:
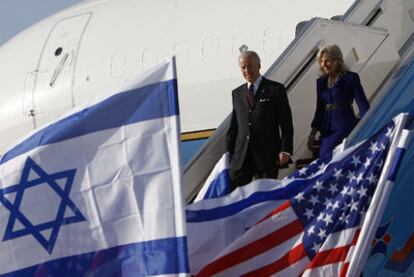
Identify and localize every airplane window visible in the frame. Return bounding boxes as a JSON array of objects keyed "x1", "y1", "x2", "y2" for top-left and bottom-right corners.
[
  {"x1": 201, "y1": 37, "x2": 219, "y2": 63},
  {"x1": 232, "y1": 33, "x2": 248, "y2": 55},
  {"x1": 55, "y1": 47, "x2": 63, "y2": 56}
]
